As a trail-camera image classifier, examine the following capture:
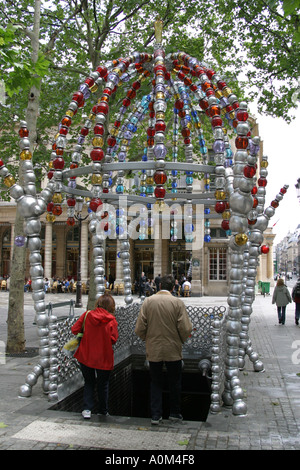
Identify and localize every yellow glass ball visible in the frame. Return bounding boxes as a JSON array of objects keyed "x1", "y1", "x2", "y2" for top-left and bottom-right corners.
[
  {"x1": 153, "y1": 200, "x2": 165, "y2": 212},
  {"x1": 222, "y1": 87, "x2": 232, "y2": 97},
  {"x1": 91, "y1": 174, "x2": 102, "y2": 185},
  {"x1": 90, "y1": 84, "x2": 98, "y2": 93},
  {"x1": 235, "y1": 233, "x2": 248, "y2": 246},
  {"x1": 66, "y1": 110, "x2": 74, "y2": 117},
  {"x1": 46, "y1": 213, "x2": 56, "y2": 223},
  {"x1": 146, "y1": 177, "x2": 154, "y2": 185},
  {"x1": 92, "y1": 137, "x2": 104, "y2": 147},
  {"x1": 222, "y1": 211, "x2": 231, "y2": 220},
  {"x1": 4, "y1": 176, "x2": 15, "y2": 188},
  {"x1": 52, "y1": 193, "x2": 63, "y2": 203},
  {"x1": 20, "y1": 150, "x2": 32, "y2": 160},
  {"x1": 156, "y1": 92, "x2": 164, "y2": 100},
  {"x1": 111, "y1": 128, "x2": 119, "y2": 137},
  {"x1": 261, "y1": 160, "x2": 268, "y2": 168},
  {"x1": 215, "y1": 90, "x2": 223, "y2": 99},
  {"x1": 49, "y1": 161, "x2": 54, "y2": 169},
  {"x1": 156, "y1": 112, "x2": 165, "y2": 120},
  {"x1": 215, "y1": 190, "x2": 226, "y2": 200}
]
